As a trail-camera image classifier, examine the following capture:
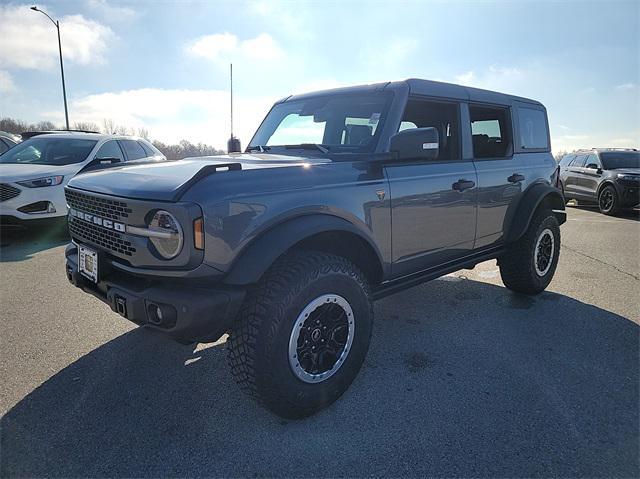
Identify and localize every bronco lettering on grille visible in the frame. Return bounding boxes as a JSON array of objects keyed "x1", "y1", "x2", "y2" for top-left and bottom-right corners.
[{"x1": 69, "y1": 208, "x2": 126, "y2": 232}]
